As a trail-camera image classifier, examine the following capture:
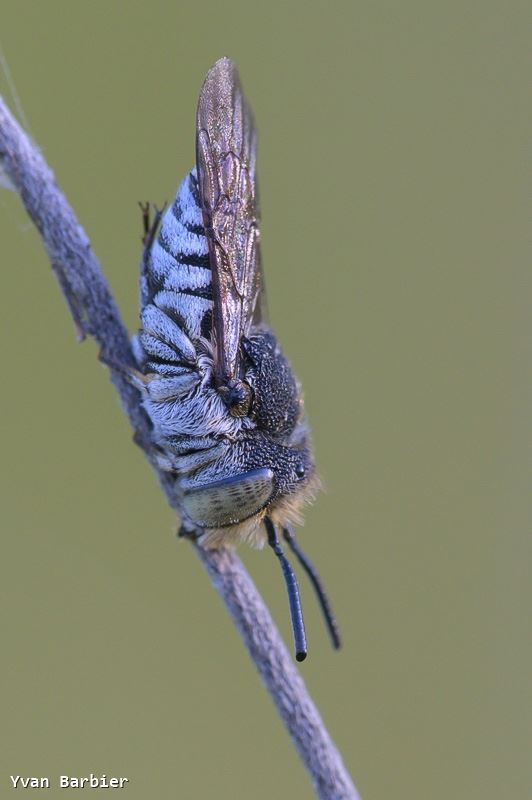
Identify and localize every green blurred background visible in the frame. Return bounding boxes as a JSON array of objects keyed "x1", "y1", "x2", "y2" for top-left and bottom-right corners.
[{"x1": 1, "y1": 2, "x2": 530, "y2": 798}]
